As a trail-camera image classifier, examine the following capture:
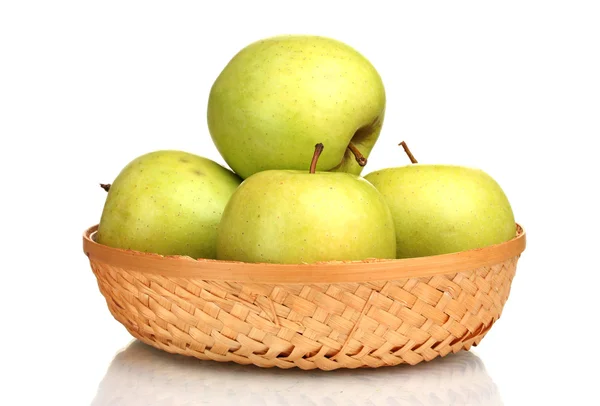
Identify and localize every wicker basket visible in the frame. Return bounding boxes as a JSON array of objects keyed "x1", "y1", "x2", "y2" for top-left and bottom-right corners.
[{"x1": 83, "y1": 224, "x2": 526, "y2": 371}]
